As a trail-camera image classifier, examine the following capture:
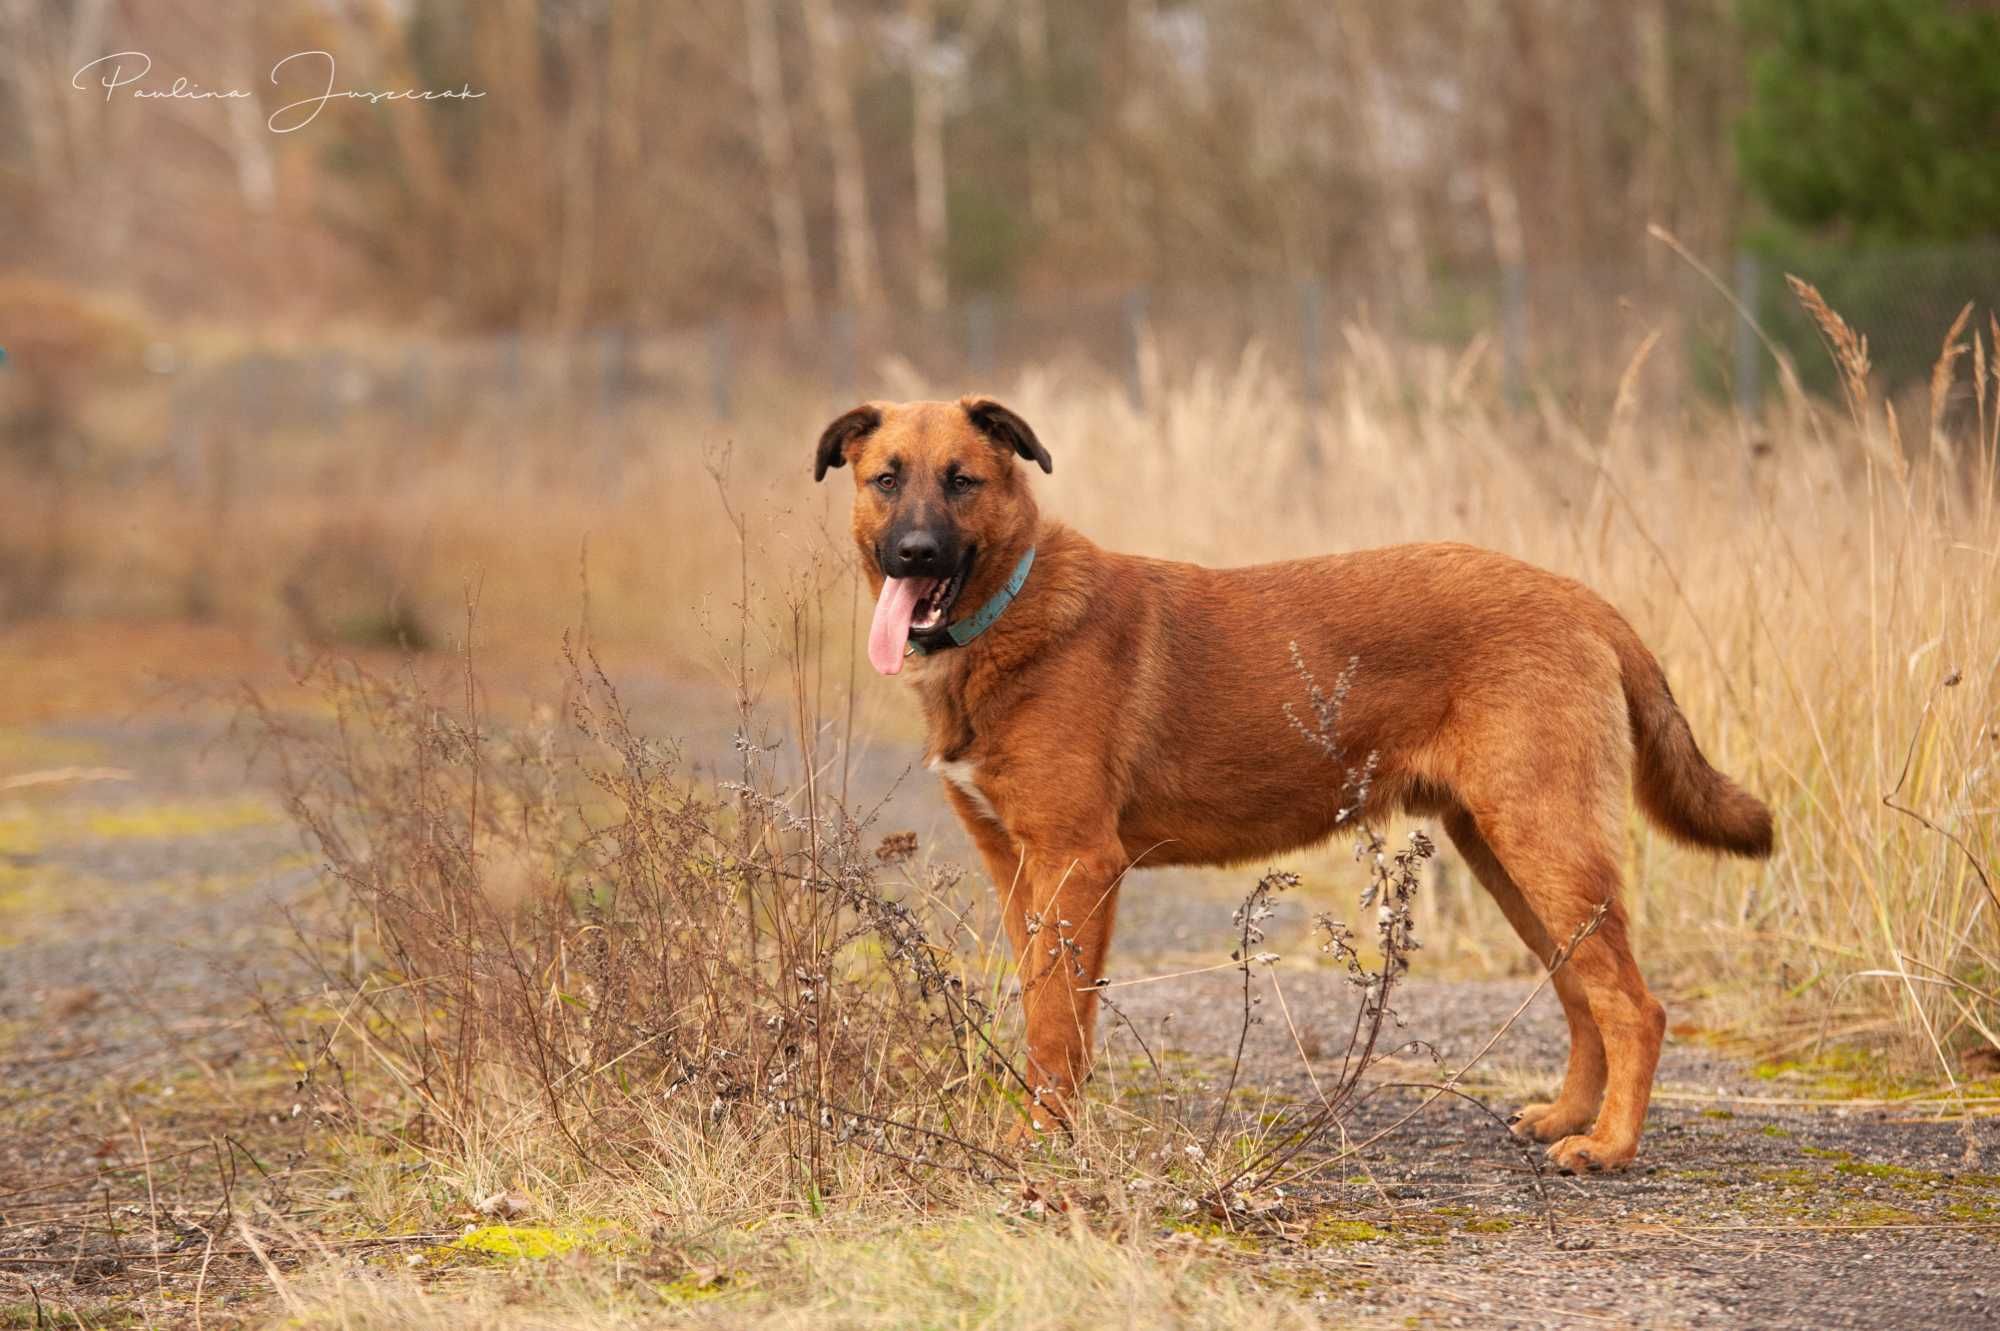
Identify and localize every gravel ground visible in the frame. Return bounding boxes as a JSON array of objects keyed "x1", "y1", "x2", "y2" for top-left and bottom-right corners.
[{"x1": 2, "y1": 691, "x2": 1996, "y2": 1330}]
